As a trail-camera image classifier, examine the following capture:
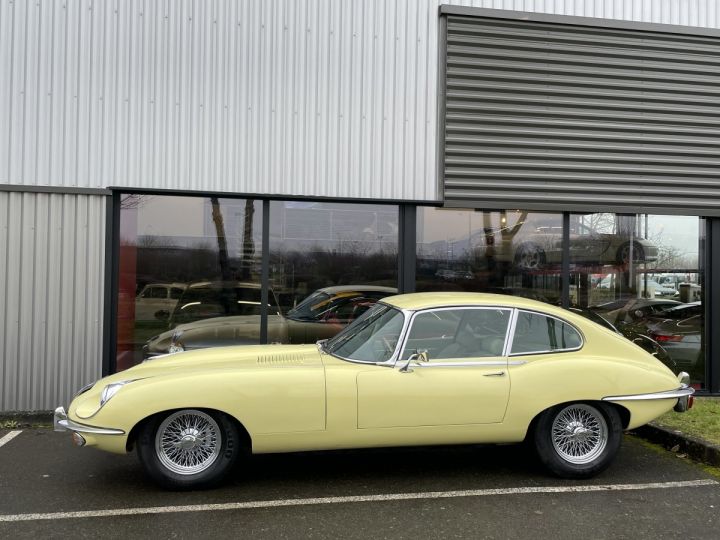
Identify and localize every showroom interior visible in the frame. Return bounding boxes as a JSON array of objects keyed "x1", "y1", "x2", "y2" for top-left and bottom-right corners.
[{"x1": 2, "y1": 1, "x2": 720, "y2": 412}]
